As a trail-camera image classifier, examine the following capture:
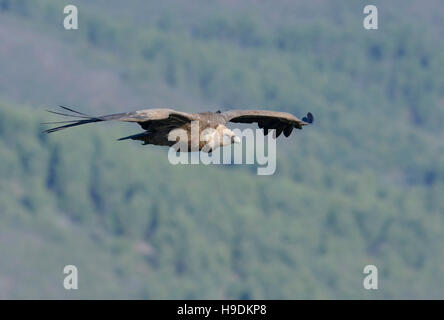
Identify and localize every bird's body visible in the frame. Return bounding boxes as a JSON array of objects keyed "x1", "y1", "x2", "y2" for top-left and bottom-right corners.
[
  {"x1": 44, "y1": 106, "x2": 313, "y2": 152},
  {"x1": 120, "y1": 111, "x2": 230, "y2": 150}
]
